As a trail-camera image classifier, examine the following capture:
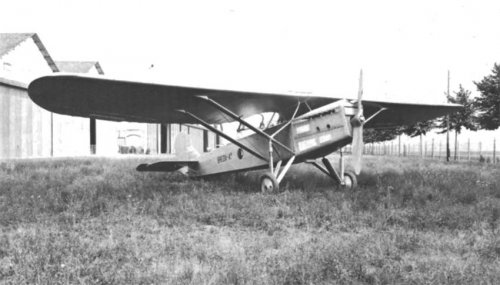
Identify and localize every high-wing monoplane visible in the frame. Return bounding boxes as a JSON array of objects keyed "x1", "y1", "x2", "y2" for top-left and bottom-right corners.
[{"x1": 28, "y1": 71, "x2": 460, "y2": 192}]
